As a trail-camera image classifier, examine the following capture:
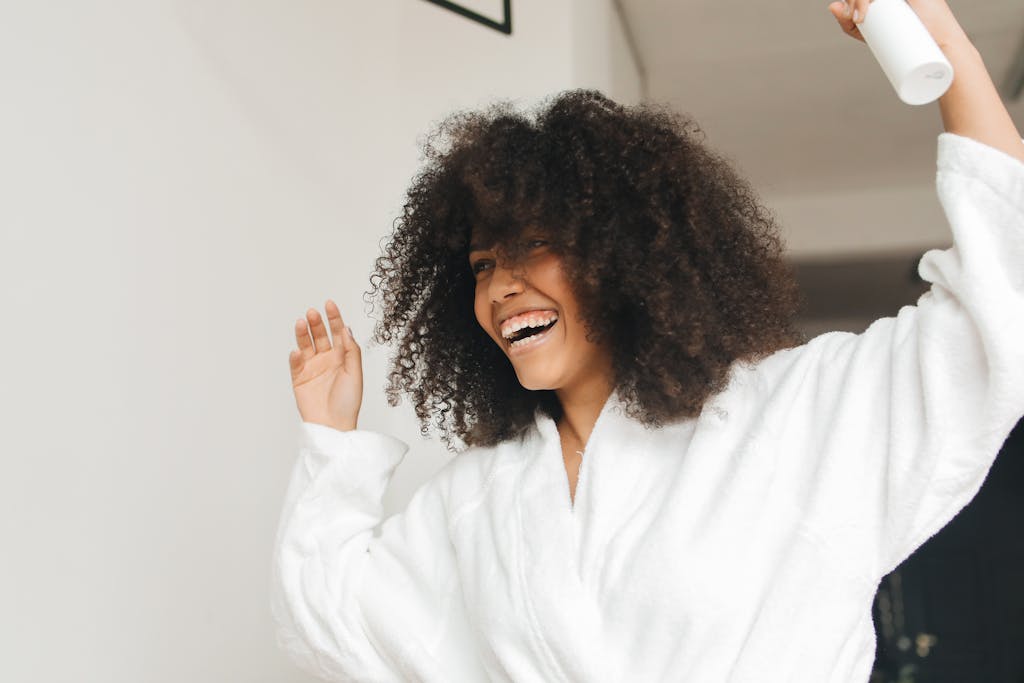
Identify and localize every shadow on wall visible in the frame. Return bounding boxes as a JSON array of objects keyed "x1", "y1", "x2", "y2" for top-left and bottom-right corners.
[{"x1": 789, "y1": 249, "x2": 931, "y2": 338}]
